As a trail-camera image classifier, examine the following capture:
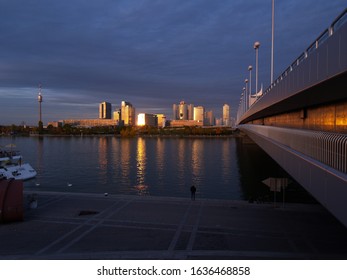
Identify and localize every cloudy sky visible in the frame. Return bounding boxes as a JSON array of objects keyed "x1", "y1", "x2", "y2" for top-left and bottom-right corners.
[{"x1": 0, "y1": 0, "x2": 346, "y2": 125}]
